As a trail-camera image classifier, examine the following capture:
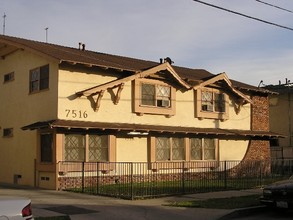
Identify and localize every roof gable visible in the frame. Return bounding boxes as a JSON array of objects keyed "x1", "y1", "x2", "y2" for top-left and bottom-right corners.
[
  {"x1": 76, "y1": 62, "x2": 191, "y2": 97},
  {"x1": 193, "y1": 73, "x2": 253, "y2": 104}
]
